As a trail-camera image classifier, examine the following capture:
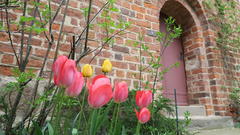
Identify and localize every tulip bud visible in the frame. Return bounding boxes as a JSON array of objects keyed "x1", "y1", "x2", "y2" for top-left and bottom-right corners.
[
  {"x1": 136, "y1": 90, "x2": 152, "y2": 108},
  {"x1": 82, "y1": 64, "x2": 93, "y2": 77},
  {"x1": 135, "y1": 108, "x2": 151, "y2": 124},
  {"x1": 113, "y1": 81, "x2": 128, "y2": 103},
  {"x1": 52, "y1": 55, "x2": 68, "y2": 86},
  {"x1": 59, "y1": 59, "x2": 77, "y2": 87},
  {"x1": 66, "y1": 71, "x2": 84, "y2": 97},
  {"x1": 87, "y1": 75, "x2": 112, "y2": 108},
  {"x1": 101, "y1": 59, "x2": 112, "y2": 73}
]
